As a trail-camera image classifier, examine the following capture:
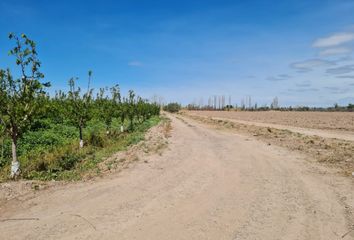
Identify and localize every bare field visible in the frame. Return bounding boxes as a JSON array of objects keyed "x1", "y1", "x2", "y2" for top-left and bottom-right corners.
[{"x1": 187, "y1": 110, "x2": 354, "y2": 132}]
